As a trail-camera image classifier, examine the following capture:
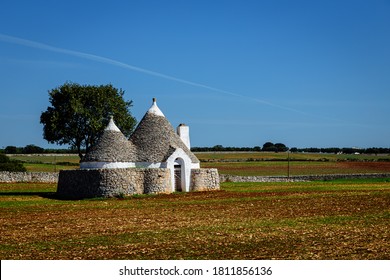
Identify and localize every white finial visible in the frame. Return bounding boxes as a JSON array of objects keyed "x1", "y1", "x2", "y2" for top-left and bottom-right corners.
[
  {"x1": 148, "y1": 97, "x2": 165, "y2": 116},
  {"x1": 105, "y1": 116, "x2": 121, "y2": 132}
]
